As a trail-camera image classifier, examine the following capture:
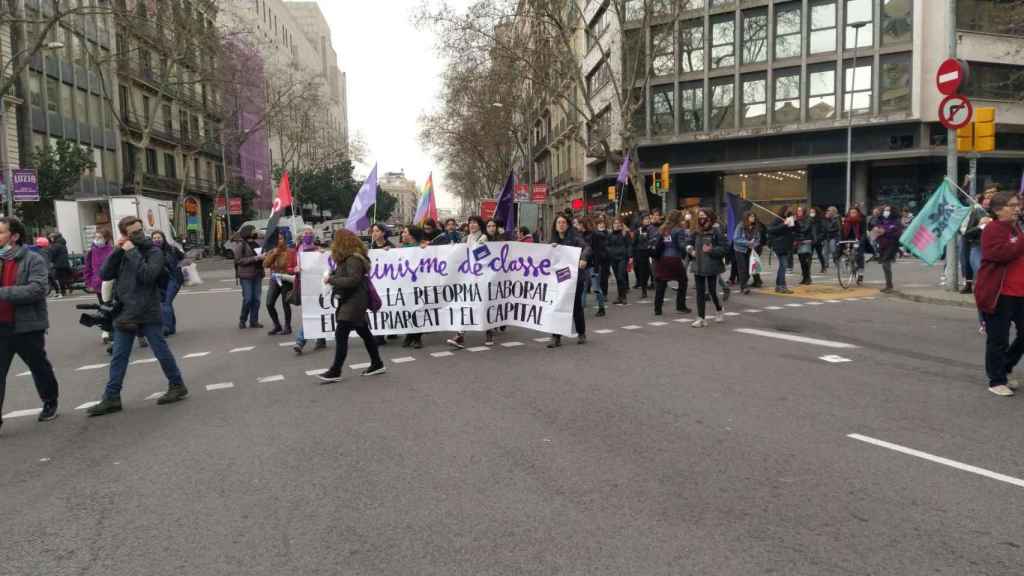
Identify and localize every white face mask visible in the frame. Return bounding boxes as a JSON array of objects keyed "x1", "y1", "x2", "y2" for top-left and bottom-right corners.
[
  {"x1": 93, "y1": 238, "x2": 105, "y2": 246},
  {"x1": 883, "y1": 211, "x2": 891, "y2": 218},
  {"x1": 809, "y1": 212, "x2": 816, "y2": 218}
]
